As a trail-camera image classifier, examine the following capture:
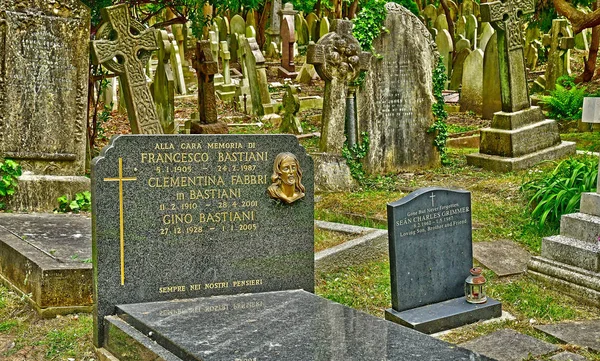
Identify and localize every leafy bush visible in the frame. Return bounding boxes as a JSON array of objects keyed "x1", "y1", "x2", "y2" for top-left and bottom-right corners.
[
  {"x1": 56, "y1": 191, "x2": 92, "y2": 213},
  {"x1": 539, "y1": 84, "x2": 586, "y2": 121},
  {"x1": 428, "y1": 57, "x2": 450, "y2": 165},
  {"x1": 0, "y1": 159, "x2": 22, "y2": 210},
  {"x1": 521, "y1": 155, "x2": 598, "y2": 228},
  {"x1": 342, "y1": 132, "x2": 370, "y2": 182}
]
